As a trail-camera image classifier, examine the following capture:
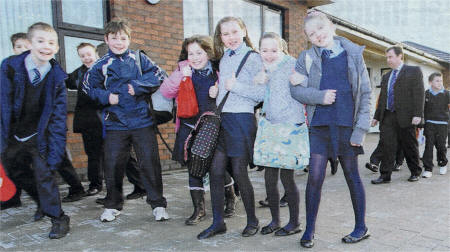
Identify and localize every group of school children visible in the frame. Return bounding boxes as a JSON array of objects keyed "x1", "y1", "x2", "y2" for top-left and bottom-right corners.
[{"x1": 0, "y1": 9, "x2": 447, "y2": 249}]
